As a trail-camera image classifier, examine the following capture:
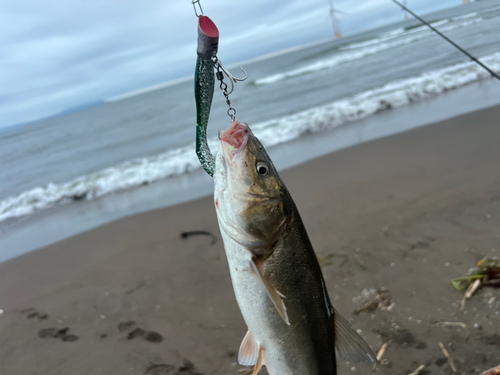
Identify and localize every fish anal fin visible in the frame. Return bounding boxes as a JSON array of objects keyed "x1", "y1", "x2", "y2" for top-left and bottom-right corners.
[
  {"x1": 333, "y1": 307, "x2": 377, "y2": 364},
  {"x1": 238, "y1": 330, "x2": 259, "y2": 366},
  {"x1": 252, "y1": 347, "x2": 265, "y2": 375},
  {"x1": 249, "y1": 258, "x2": 290, "y2": 325}
]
